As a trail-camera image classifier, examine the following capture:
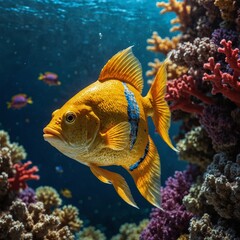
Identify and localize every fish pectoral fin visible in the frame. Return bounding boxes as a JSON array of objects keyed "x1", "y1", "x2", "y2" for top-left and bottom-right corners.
[
  {"x1": 103, "y1": 122, "x2": 130, "y2": 151},
  {"x1": 90, "y1": 165, "x2": 138, "y2": 208},
  {"x1": 98, "y1": 47, "x2": 144, "y2": 93},
  {"x1": 124, "y1": 136, "x2": 162, "y2": 209}
]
